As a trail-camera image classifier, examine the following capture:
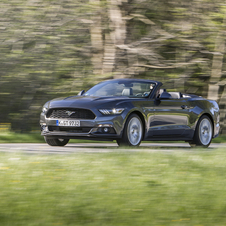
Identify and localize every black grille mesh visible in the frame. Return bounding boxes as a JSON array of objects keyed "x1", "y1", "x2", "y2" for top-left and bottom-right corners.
[
  {"x1": 46, "y1": 108, "x2": 95, "y2": 119},
  {"x1": 48, "y1": 126, "x2": 92, "y2": 133}
]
